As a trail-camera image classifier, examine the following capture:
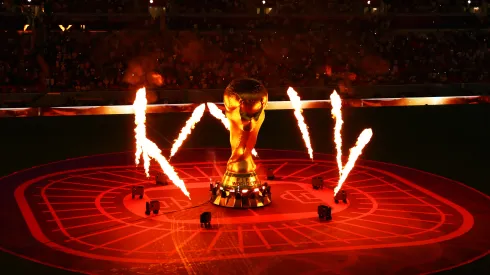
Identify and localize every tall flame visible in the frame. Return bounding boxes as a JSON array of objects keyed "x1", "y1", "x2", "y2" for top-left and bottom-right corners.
[
  {"x1": 169, "y1": 104, "x2": 206, "y2": 158},
  {"x1": 133, "y1": 88, "x2": 190, "y2": 199},
  {"x1": 134, "y1": 89, "x2": 151, "y2": 177},
  {"x1": 287, "y1": 87, "x2": 314, "y2": 160},
  {"x1": 206, "y1": 102, "x2": 259, "y2": 157},
  {"x1": 330, "y1": 91, "x2": 344, "y2": 178},
  {"x1": 334, "y1": 129, "x2": 373, "y2": 195},
  {"x1": 329, "y1": 90, "x2": 373, "y2": 196}
]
